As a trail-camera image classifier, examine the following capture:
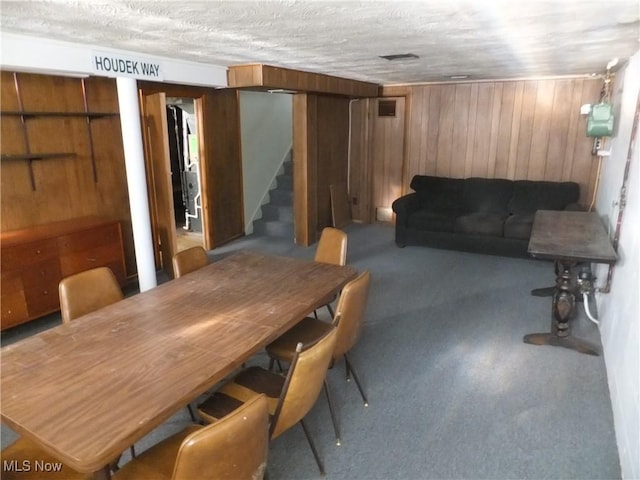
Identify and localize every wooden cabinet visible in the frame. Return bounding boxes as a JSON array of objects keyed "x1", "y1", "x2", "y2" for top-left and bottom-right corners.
[{"x1": 1, "y1": 217, "x2": 126, "y2": 330}]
